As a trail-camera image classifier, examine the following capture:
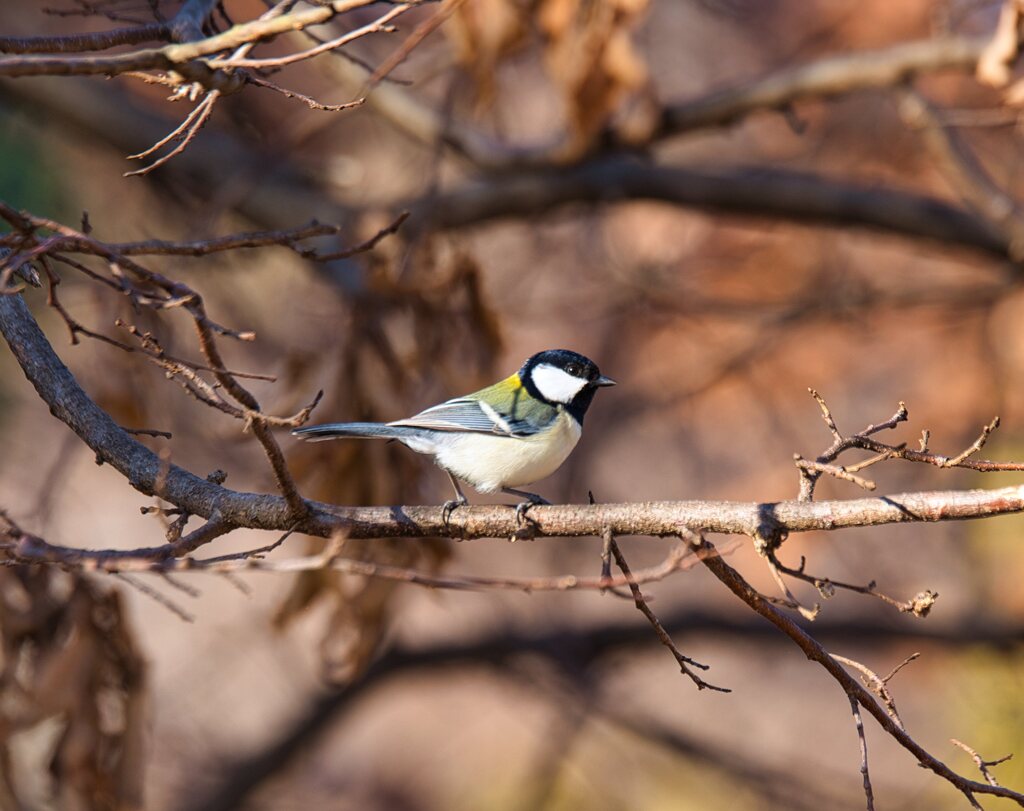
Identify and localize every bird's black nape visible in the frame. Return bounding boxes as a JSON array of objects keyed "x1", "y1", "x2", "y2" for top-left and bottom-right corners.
[{"x1": 519, "y1": 349, "x2": 611, "y2": 423}]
